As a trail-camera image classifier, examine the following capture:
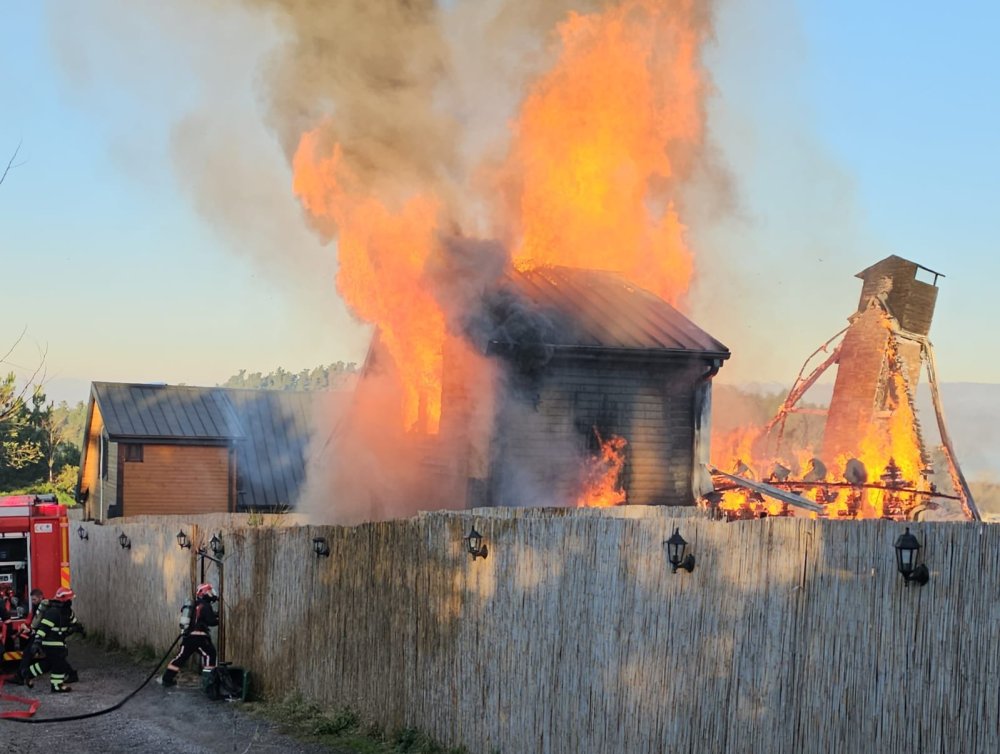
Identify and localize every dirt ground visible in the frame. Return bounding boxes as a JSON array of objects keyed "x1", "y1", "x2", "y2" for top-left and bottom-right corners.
[{"x1": 0, "y1": 640, "x2": 337, "y2": 753}]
